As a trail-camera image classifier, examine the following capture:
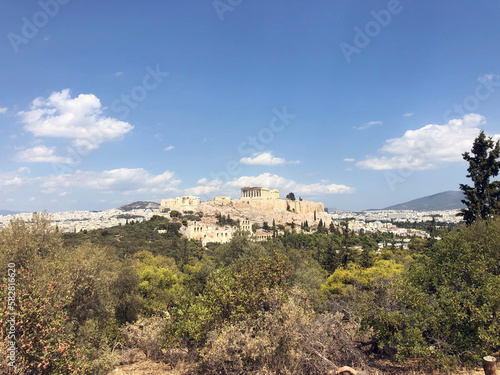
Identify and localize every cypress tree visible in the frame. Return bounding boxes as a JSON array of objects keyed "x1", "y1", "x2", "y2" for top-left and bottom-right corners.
[{"x1": 460, "y1": 131, "x2": 500, "y2": 225}]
